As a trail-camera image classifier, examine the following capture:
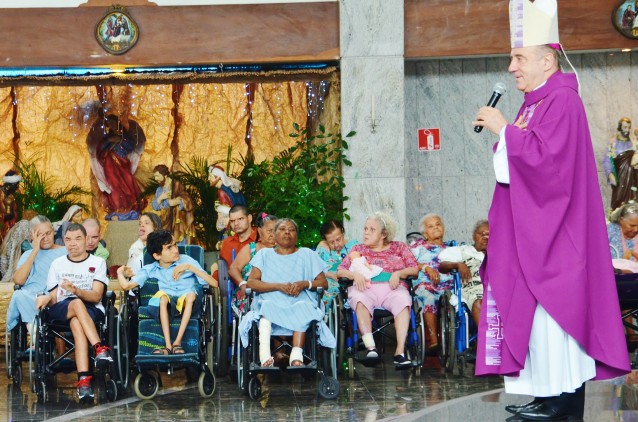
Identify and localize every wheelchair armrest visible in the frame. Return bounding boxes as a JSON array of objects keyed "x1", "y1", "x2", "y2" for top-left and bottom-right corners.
[
  {"x1": 316, "y1": 286, "x2": 324, "y2": 306},
  {"x1": 37, "y1": 306, "x2": 50, "y2": 320},
  {"x1": 402, "y1": 276, "x2": 419, "y2": 296},
  {"x1": 105, "y1": 291, "x2": 116, "y2": 306},
  {"x1": 337, "y1": 277, "x2": 354, "y2": 287}
]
